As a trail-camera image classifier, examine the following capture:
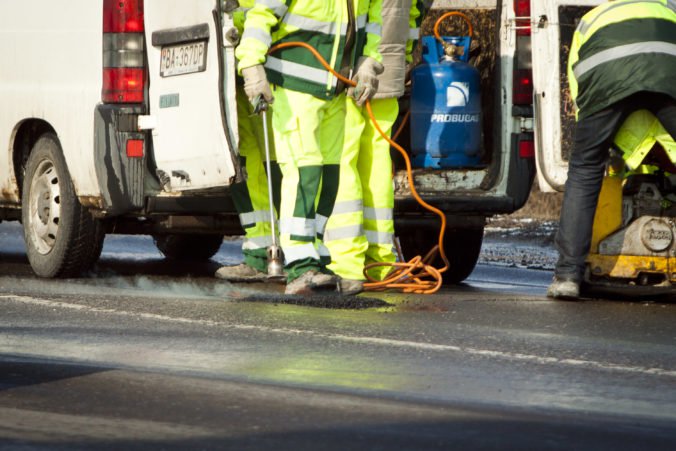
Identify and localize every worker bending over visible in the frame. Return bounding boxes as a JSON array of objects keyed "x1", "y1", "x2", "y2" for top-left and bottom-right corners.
[
  {"x1": 548, "y1": 0, "x2": 676, "y2": 299},
  {"x1": 236, "y1": 0, "x2": 383, "y2": 295},
  {"x1": 216, "y1": 0, "x2": 282, "y2": 282},
  {"x1": 324, "y1": 0, "x2": 424, "y2": 295}
]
